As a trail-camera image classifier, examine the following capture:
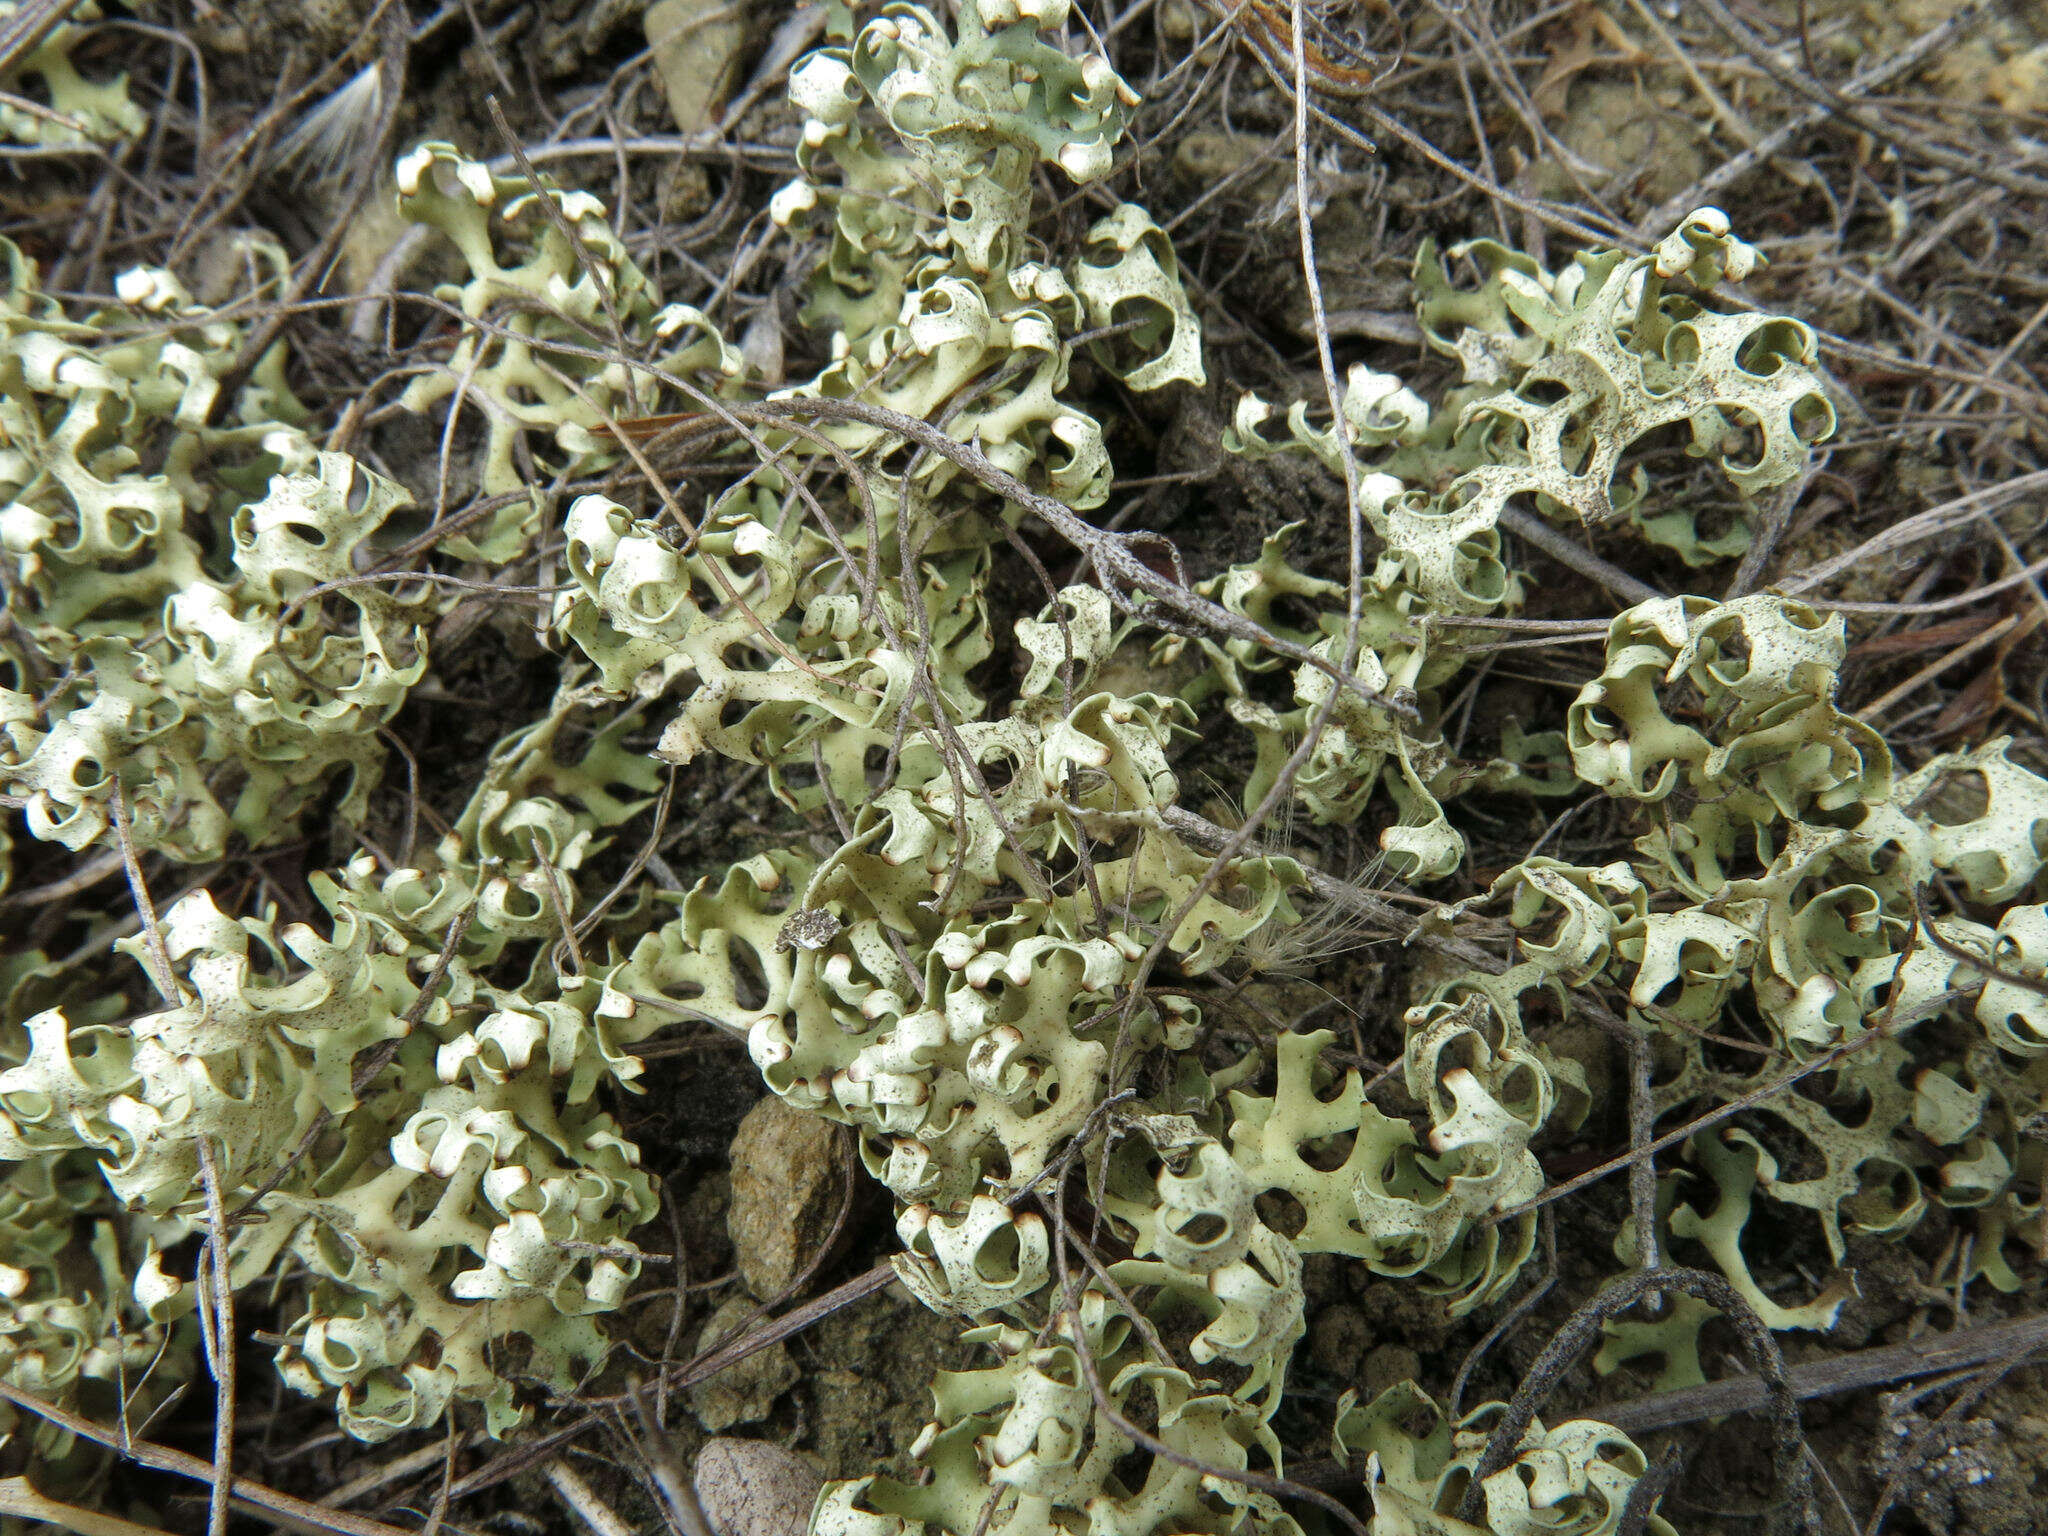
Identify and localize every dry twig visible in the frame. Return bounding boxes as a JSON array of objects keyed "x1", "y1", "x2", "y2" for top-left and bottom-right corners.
[{"x1": 0, "y1": 1382, "x2": 416, "y2": 1536}]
